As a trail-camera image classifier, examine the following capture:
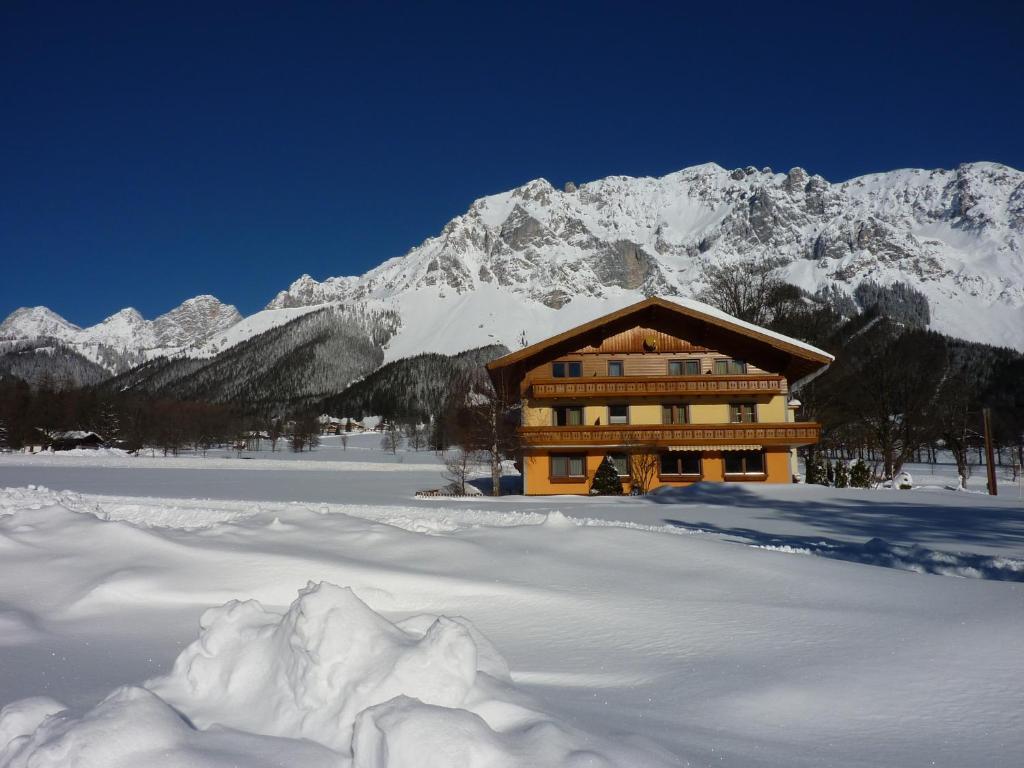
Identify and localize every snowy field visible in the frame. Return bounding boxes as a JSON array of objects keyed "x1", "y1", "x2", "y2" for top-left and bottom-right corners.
[{"x1": 1, "y1": 435, "x2": 1023, "y2": 766}]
